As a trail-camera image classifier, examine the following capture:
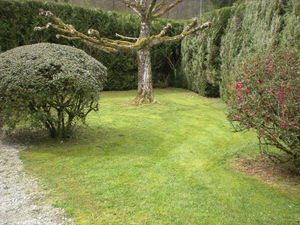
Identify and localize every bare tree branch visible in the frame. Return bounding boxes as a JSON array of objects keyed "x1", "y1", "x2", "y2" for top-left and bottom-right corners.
[
  {"x1": 152, "y1": 0, "x2": 183, "y2": 19},
  {"x1": 147, "y1": 0, "x2": 157, "y2": 18},
  {"x1": 119, "y1": 0, "x2": 142, "y2": 16},
  {"x1": 157, "y1": 23, "x2": 172, "y2": 37},
  {"x1": 138, "y1": 0, "x2": 149, "y2": 18},
  {"x1": 150, "y1": 21, "x2": 212, "y2": 45},
  {"x1": 35, "y1": 9, "x2": 211, "y2": 52},
  {"x1": 116, "y1": 33, "x2": 138, "y2": 41},
  {"x1": 35, "y1": 9, "x2": 135, "y2": 52},
  {"x1": 56, "y1": 34, "x2": 81, "y2": 40},
  {"x1": 151, "y1": 0, "x2": 168, "y2": 14},
  {"x1": 87, "y1": 29, "x2": 100, "y2": 38},
  {"x1": 183, "y1": 17, "x2": 197, "y2": 32}
]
